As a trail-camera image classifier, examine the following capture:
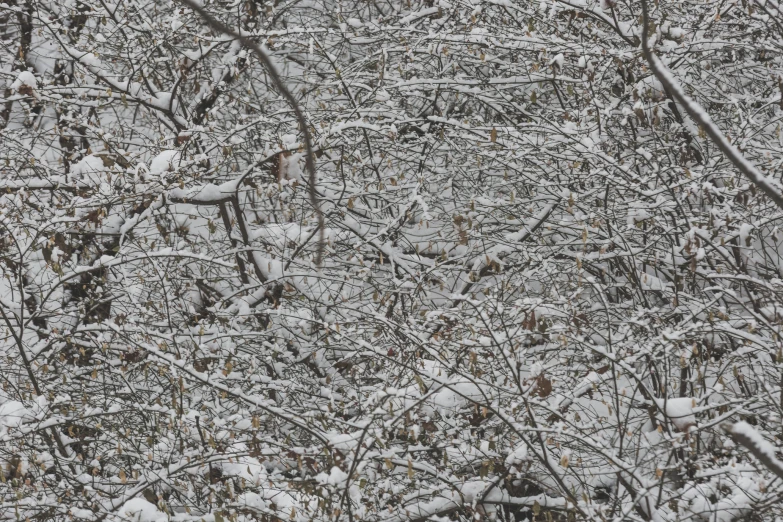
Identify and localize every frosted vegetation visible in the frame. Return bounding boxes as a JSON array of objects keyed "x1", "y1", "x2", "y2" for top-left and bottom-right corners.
[{"x1": 1, "y1": 0, "x2": 783, "y2": 520}]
